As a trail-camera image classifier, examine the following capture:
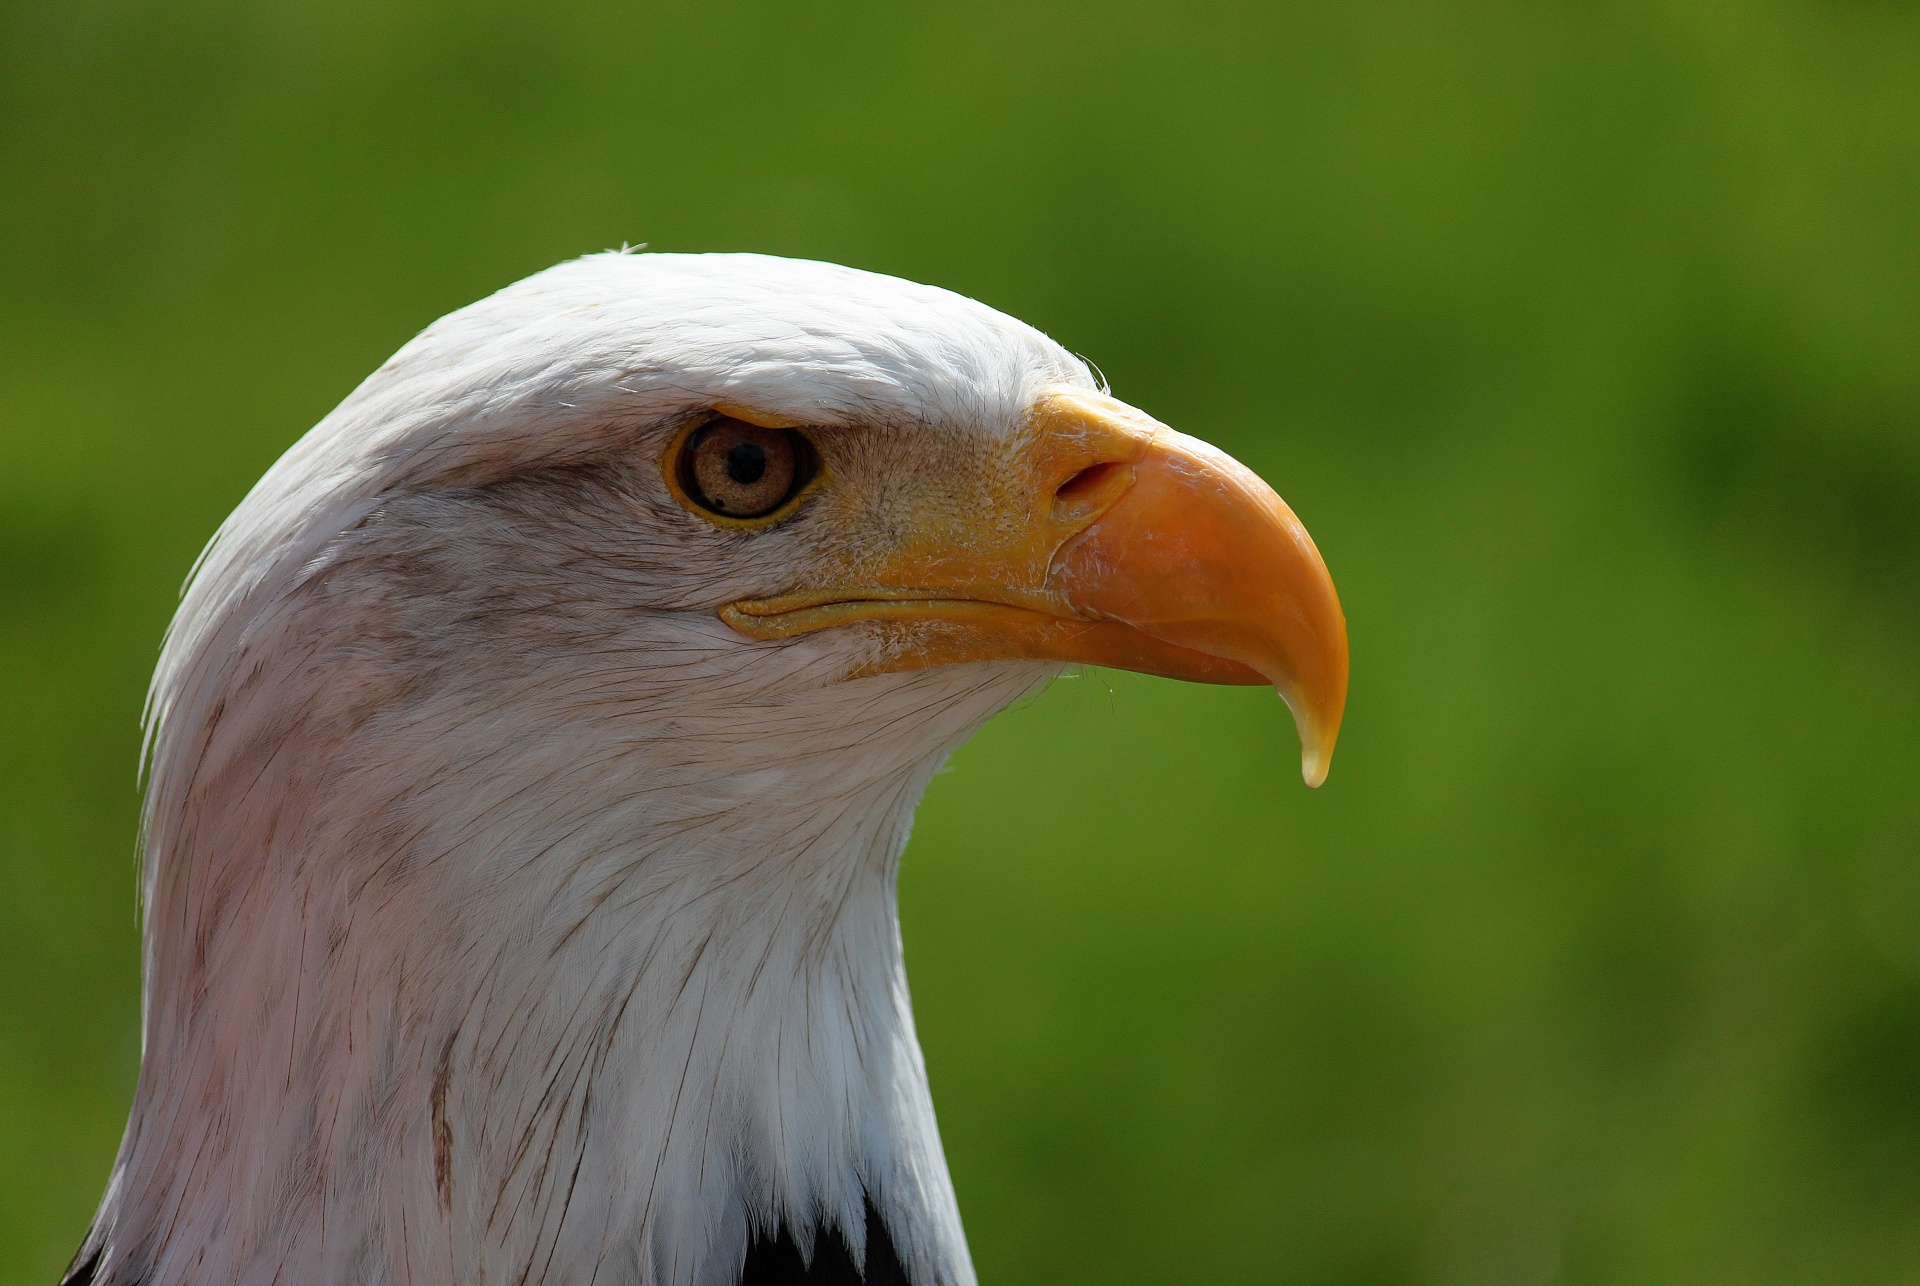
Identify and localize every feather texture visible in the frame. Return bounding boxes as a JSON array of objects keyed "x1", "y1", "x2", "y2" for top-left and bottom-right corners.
[{"x1": 73, "y1": 254, "x2": 1096, "y2": 1286}]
